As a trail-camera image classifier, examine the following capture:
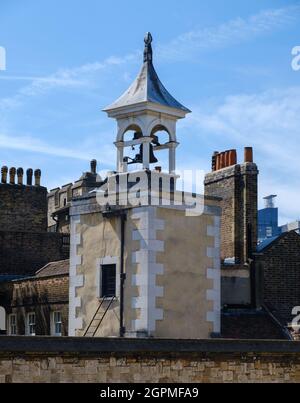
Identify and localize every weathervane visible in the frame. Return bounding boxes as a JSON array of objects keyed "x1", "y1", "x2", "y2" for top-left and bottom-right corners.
[{"x1": 144, "y1": 32, "x2": 153, "y2": 63}]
